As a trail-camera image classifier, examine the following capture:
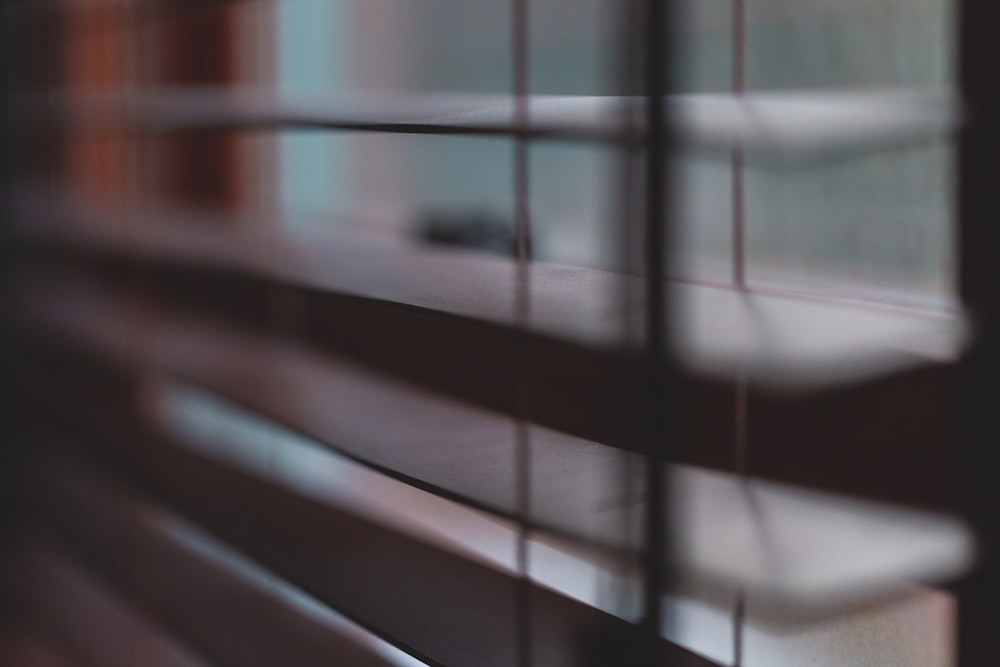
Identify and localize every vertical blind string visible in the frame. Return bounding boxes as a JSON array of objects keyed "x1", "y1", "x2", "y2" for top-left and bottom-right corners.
[
  {"x1": 512, "y1": 0, "x2": 533, "y2": 665},
  {"x1": 732, "y1": 0, "x2": 749, "y2": 664},
  {"x1": 732, "y1": 0, "x2": 747, "y2": 290}
]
